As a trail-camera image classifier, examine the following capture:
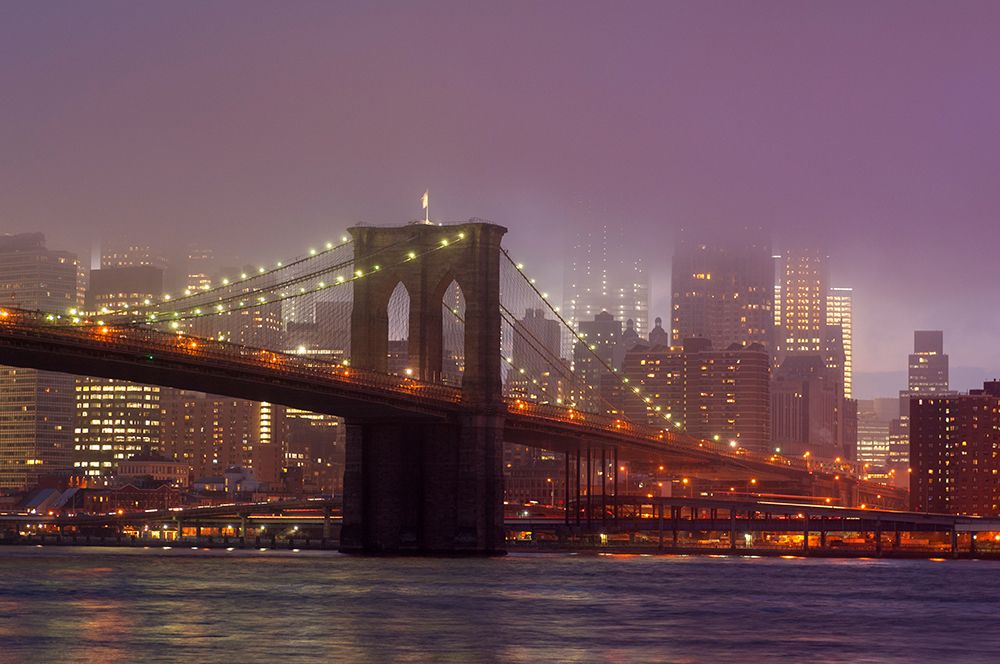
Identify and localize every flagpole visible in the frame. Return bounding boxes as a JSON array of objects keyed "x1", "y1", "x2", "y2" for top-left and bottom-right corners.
[{"x1": 424, "y1": 190, "x2": 430, "y2": 224}]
